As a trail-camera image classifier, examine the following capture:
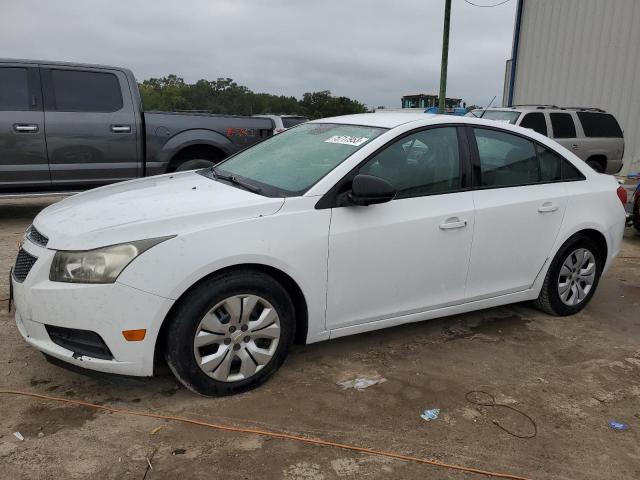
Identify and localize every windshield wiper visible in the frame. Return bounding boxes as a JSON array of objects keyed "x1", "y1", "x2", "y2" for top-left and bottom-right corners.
[{"x1": 212, "y1": 168, "x2": 262, "y2": 194}]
